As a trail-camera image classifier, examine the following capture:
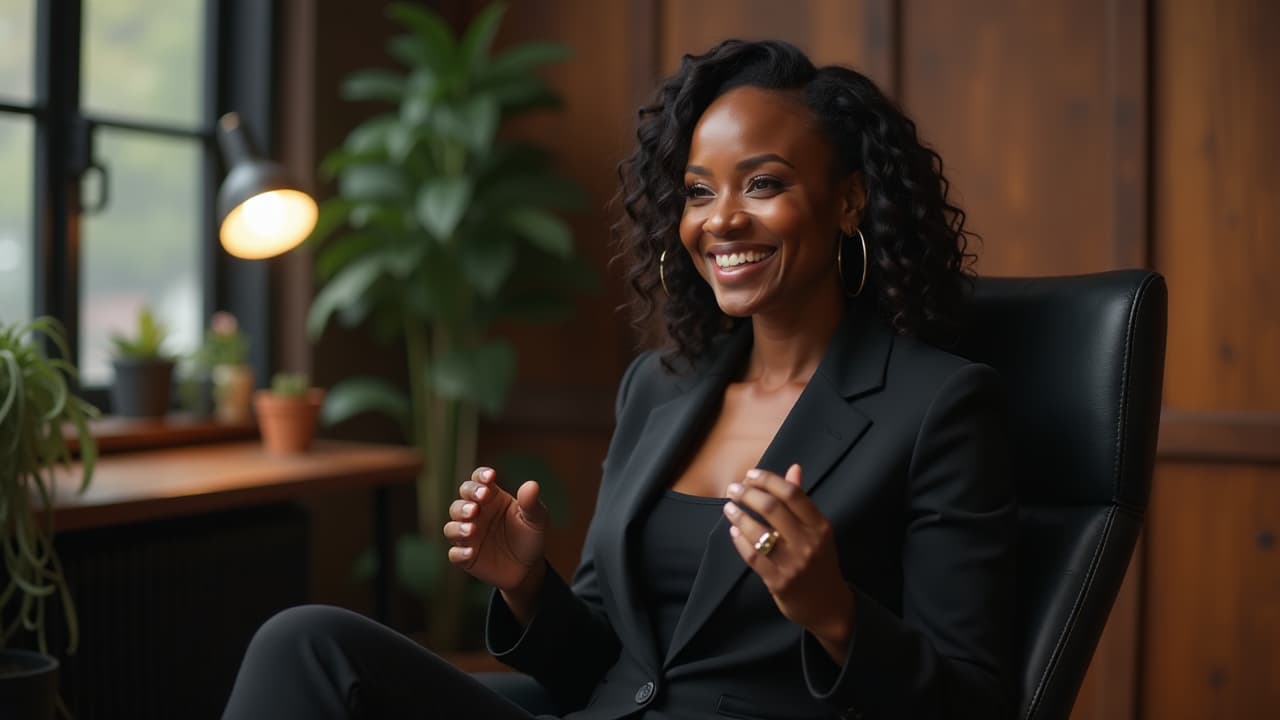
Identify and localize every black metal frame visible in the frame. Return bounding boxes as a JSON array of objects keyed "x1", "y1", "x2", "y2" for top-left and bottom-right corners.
[{"x1": 2, "y1": 0, "x2": 277, "y2": 409}]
